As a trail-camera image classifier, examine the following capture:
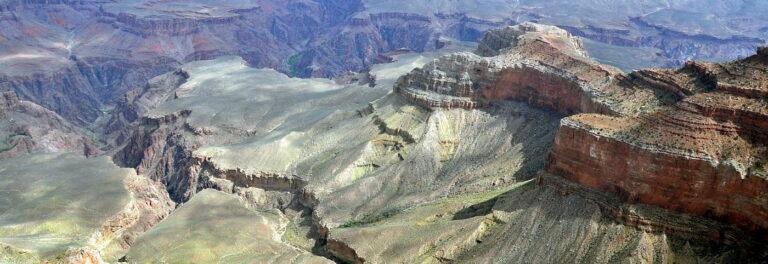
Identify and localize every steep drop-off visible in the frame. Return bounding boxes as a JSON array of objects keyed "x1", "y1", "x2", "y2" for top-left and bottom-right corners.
[
  {"x1": 0, "y1": 91, "x2": 99, "y2": 158},
  {"x1": 547, "y1": 50, "x2": 768, "y2": 235},
  {"x1": 110, "y1": 24, "x2": 767, "y2": 262}
]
